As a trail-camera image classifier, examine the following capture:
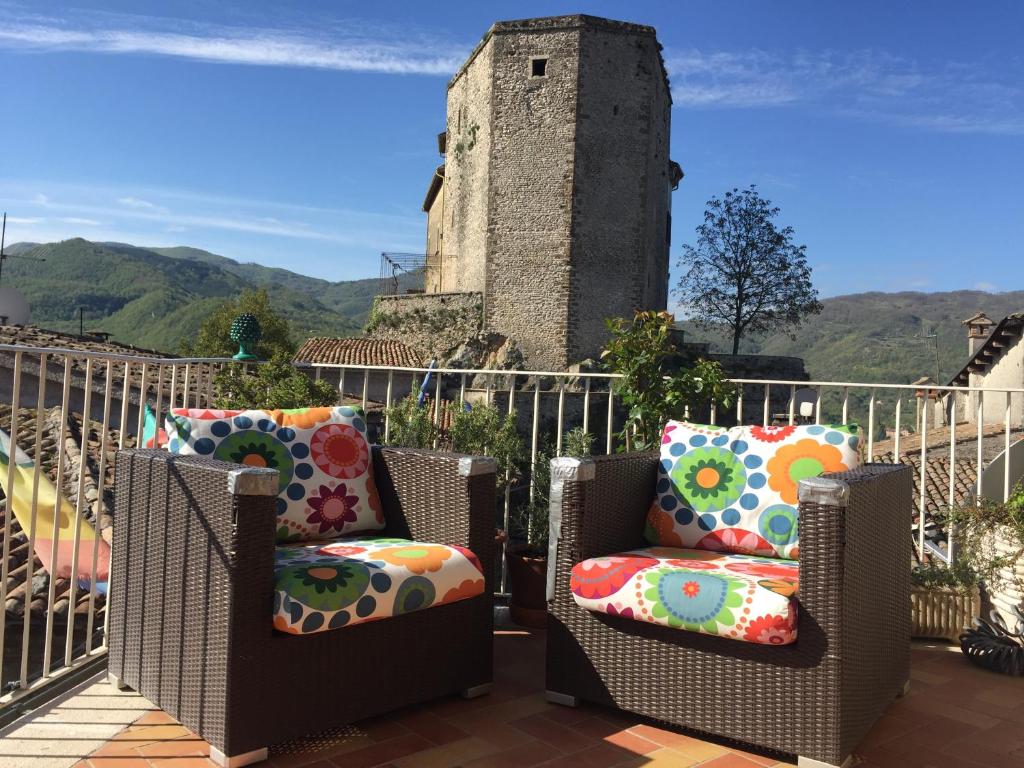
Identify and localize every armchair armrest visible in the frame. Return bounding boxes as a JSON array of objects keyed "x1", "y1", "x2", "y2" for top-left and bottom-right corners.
[
  {"x1": 372, "y1": 446, "x2": 497, "y2": 592},
  {"x1": 797, "y1": 463, "x2": 913, "y2": 710},
  {"x1": 107, "y1": 449, "x2": 278, "y2": 714},
  {"x1": 547, "y1": 451, "x2": 658, "y2": 600}
]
